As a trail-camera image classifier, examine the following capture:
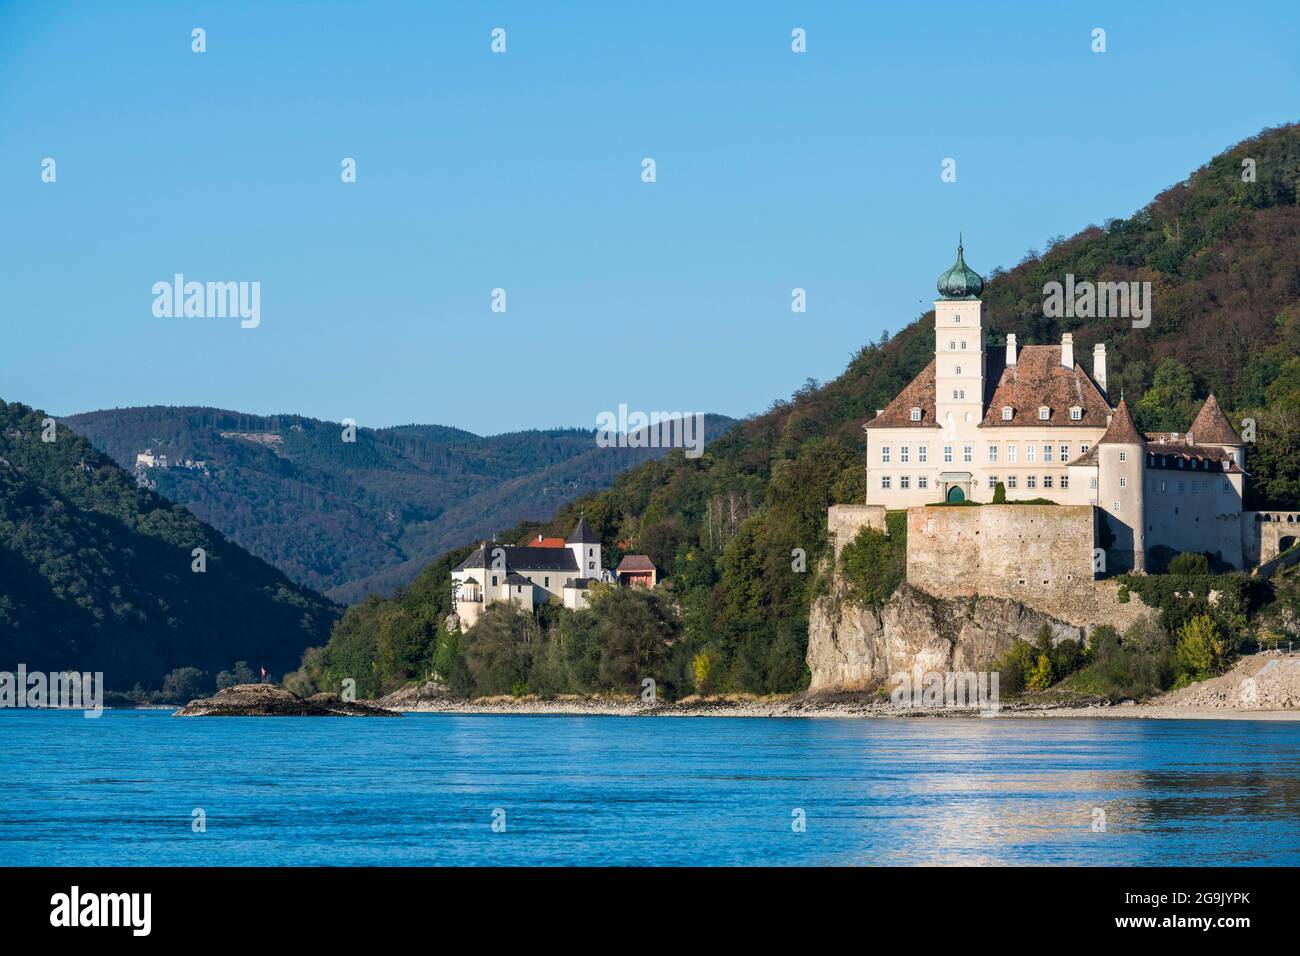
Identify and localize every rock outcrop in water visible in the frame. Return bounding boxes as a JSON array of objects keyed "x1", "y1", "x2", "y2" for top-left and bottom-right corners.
[{"x1": 174, "y1": 683, "x2": 399, "y2": 717}]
